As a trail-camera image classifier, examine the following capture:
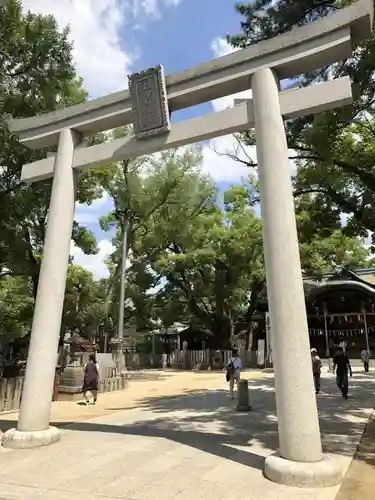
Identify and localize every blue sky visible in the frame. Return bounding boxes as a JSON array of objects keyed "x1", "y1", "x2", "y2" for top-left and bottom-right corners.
[
  {"x1": 129, "y1": 0, "x2": 241, "y2": 121},
  {"x1": 22, "y1": 0, "x2": 255, "y2": 277}
]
